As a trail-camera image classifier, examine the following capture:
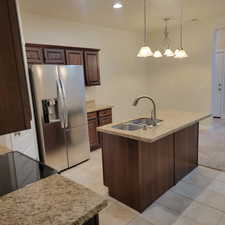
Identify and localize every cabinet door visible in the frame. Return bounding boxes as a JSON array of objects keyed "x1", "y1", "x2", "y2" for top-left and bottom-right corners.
[
  {"x1": 87, "y1": 112, "x2": 99, "y2": 150},
  {"x1": 174, "y1": 123, "x2": 199, "y2": 183},
  {"x1": 0, "y1": 0, "x2": 31, "y2": 135},
  {"x1": 44, "y1": 48, "x2": 65, "y2": 64},
  {"x1": 26, "y1": 47, "x2": 44, "y2": 64},
  {"x1": 84, "y1": 50, "x2": 100, "y2": 86},
  {"x1": 66, "y1": 49, "x2": 84, "y2": 65}
]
